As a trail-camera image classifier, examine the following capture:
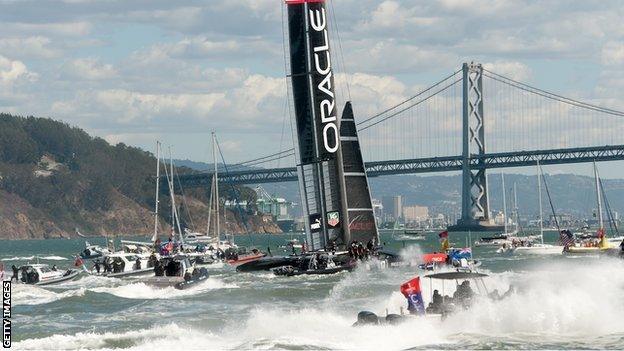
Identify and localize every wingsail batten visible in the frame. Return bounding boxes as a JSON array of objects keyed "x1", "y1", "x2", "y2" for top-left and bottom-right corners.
[{"x1": 286, "y1": 0, "x2": 378, "y2": 250}]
